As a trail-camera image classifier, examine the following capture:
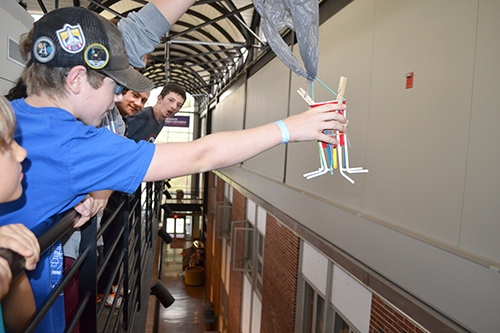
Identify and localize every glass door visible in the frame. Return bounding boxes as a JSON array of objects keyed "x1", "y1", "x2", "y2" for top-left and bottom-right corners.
[{"x1": 166, "y1": 215, "x2": 193, "y2": 239}]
